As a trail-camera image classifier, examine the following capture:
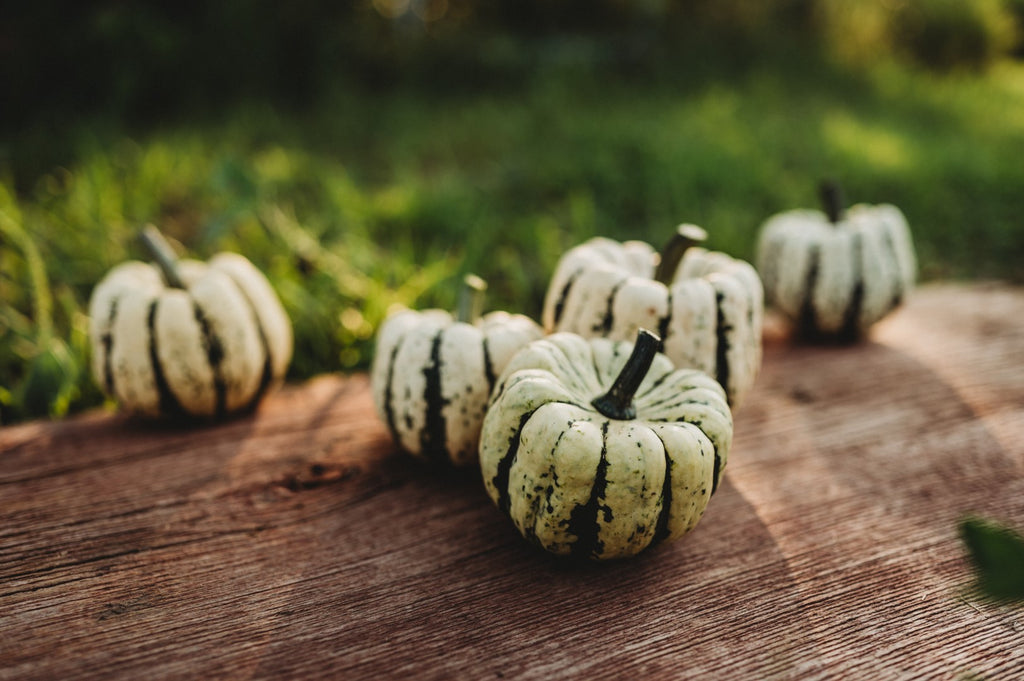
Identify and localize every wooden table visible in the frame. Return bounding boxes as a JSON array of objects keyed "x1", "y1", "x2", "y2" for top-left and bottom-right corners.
[{"x1": 2, "y1": 283, "x2": 1022, "y2": 680}]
